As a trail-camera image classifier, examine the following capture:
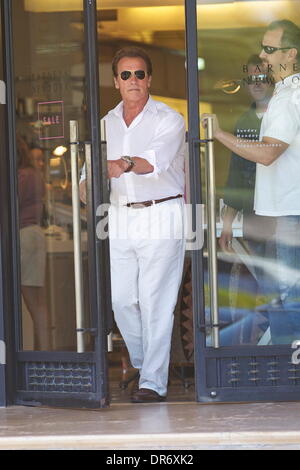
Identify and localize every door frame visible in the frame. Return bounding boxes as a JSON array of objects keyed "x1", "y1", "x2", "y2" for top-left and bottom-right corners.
[
  {"x1": 0, "y1": 0, "x2": 18, "y2": 407},
  {"x1": 1, "y1": 0, "x2": 112, "y2": 408},
  {"x1": 185, "y1": 0, "x2": 300, "y2": 403}
]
